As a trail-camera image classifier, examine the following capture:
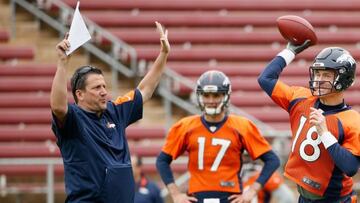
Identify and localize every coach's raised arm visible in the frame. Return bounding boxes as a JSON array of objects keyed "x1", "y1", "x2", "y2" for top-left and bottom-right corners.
[{"x1": 50, "y1": 22, "x2": 170, "y2": 203}]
